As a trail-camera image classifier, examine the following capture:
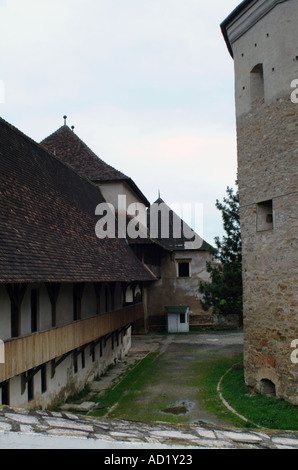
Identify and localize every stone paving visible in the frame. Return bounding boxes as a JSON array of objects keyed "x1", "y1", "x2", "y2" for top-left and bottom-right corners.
[
  {"x1": 0, "y1": 405, "x2": 298, "y2": 449},
  {"x1": 0, "y1": 333, "x2": 297, "y2": 449}
]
